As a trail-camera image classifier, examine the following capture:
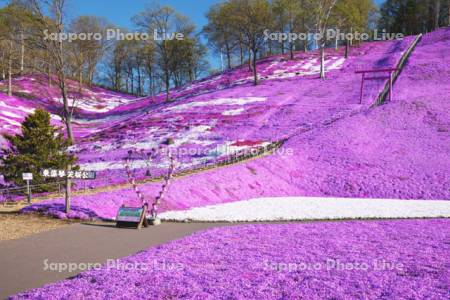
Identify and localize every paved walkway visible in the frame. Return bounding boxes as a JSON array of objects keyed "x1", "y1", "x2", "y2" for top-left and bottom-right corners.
[{"x1": 0, "y1": 221, "x2": 231, "y2": 299}]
